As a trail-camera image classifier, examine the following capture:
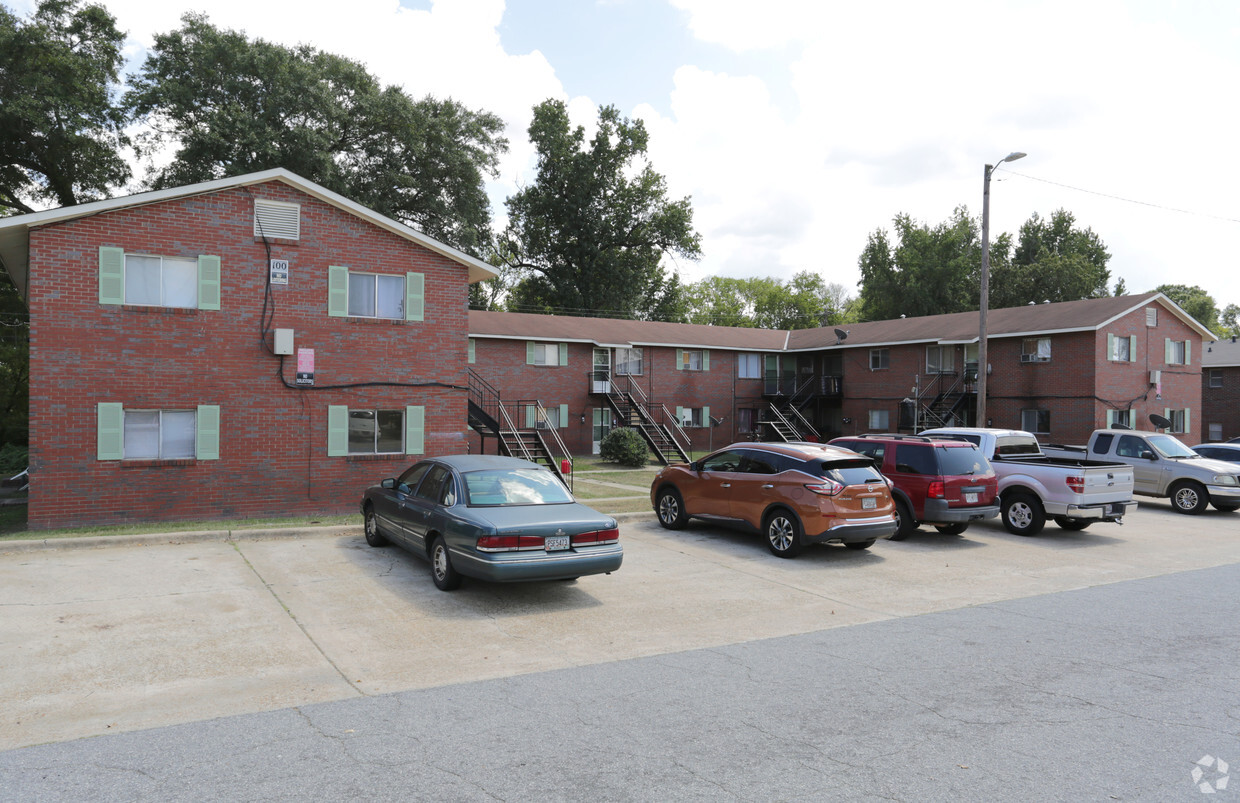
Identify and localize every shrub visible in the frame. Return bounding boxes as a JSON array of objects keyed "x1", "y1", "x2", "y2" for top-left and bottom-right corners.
[
  {"x1": 599, "y1": 427, "x2": 649, "y2": 467},
  {"x1": 0, "y1": 443, "x2": 27, "y2": 477}
]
